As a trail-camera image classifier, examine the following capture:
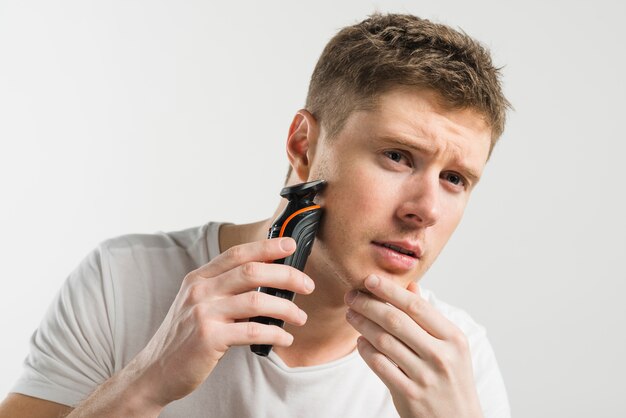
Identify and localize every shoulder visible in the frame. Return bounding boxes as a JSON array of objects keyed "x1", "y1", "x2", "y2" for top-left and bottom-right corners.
[
  {"x1": 99, "y1": 222, "x2": 211, "y2": 255},
  {"x1": 95, "y1": 222, "x2": 215, "y2": 272}
]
